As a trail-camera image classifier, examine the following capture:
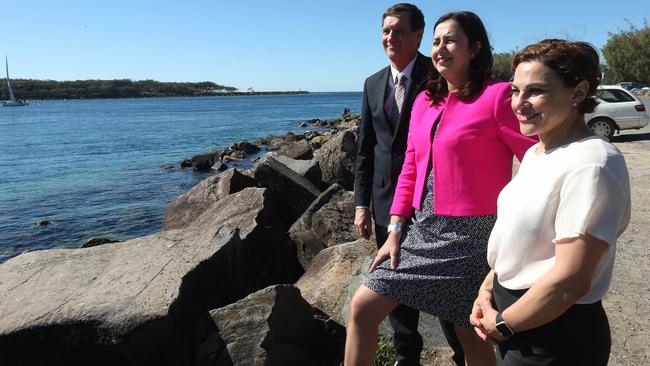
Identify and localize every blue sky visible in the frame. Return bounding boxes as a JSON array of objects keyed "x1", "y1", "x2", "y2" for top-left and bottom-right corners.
[{"x1": 3, "y1": 0, "x2": 648, "y2": 92}]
